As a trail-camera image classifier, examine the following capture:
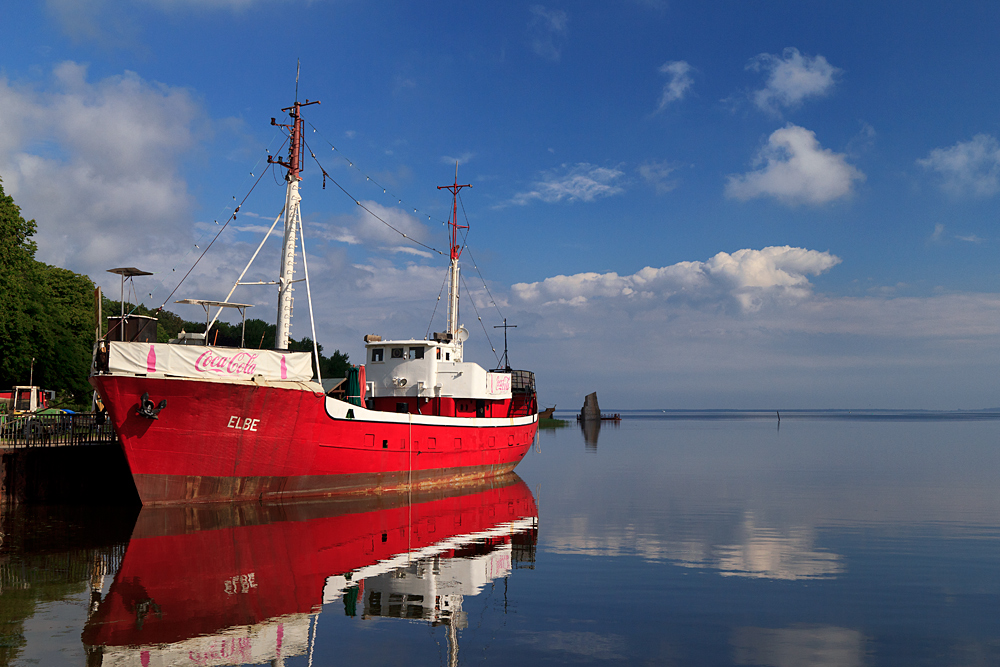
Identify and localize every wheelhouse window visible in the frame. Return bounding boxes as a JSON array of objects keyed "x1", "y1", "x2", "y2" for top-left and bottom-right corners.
[
  {"x1": 391, "y1": 347, "x2": 404, "y2": 359},
  {"x1": 371, "y1": 348, "x2": 384, "y2": 362},
  {"x1": 408, "y1": 347, "x2": 424, "y2": 360}
]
